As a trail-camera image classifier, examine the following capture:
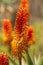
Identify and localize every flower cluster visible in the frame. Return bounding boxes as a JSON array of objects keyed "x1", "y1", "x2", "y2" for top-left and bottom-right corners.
[
  {"x1": 0, "y1": 54, "x2": 9, "y2": 65},
  {"x1": 11, "y1": 0, "x2": 35, "y2": 57},
  {"x1": 3, "y1": 0, "x2": 35, "y2": 57}
]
